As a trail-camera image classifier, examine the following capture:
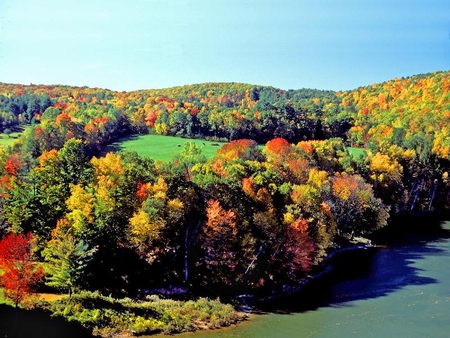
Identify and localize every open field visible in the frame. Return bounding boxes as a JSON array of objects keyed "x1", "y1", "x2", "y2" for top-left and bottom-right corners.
[
  {"x1": 0, "y1": 132, "x2": 22, "y2": 148},
  {"x1": 347, "y1": 146, "x2": 367, "y2": 158},
  {"x1": 102, "y1": 134, "x2": 226, "y2": 161}
]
